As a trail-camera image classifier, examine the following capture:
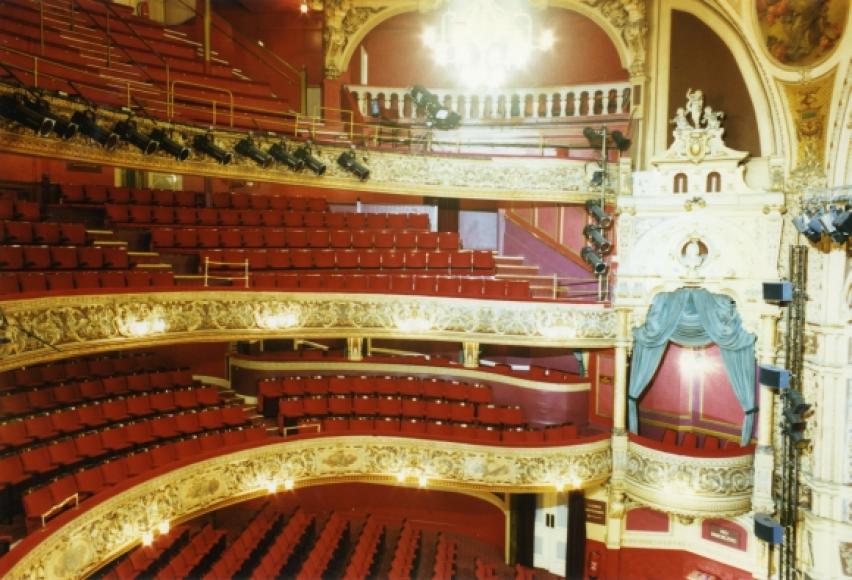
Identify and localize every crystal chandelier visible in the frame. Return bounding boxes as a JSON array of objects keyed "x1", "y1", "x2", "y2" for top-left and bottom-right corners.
[{"x1": 422, "y1": 0, "x2": 554, "y2": 88}]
